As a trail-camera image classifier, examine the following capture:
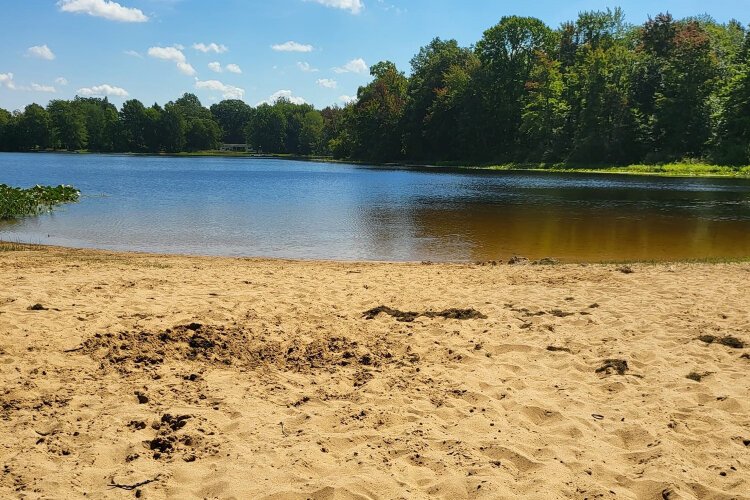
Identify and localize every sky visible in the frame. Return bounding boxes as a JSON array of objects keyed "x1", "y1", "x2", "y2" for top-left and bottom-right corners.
[{"x1": 0, "y1": 0, "x2": 748, "y2": 112}]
